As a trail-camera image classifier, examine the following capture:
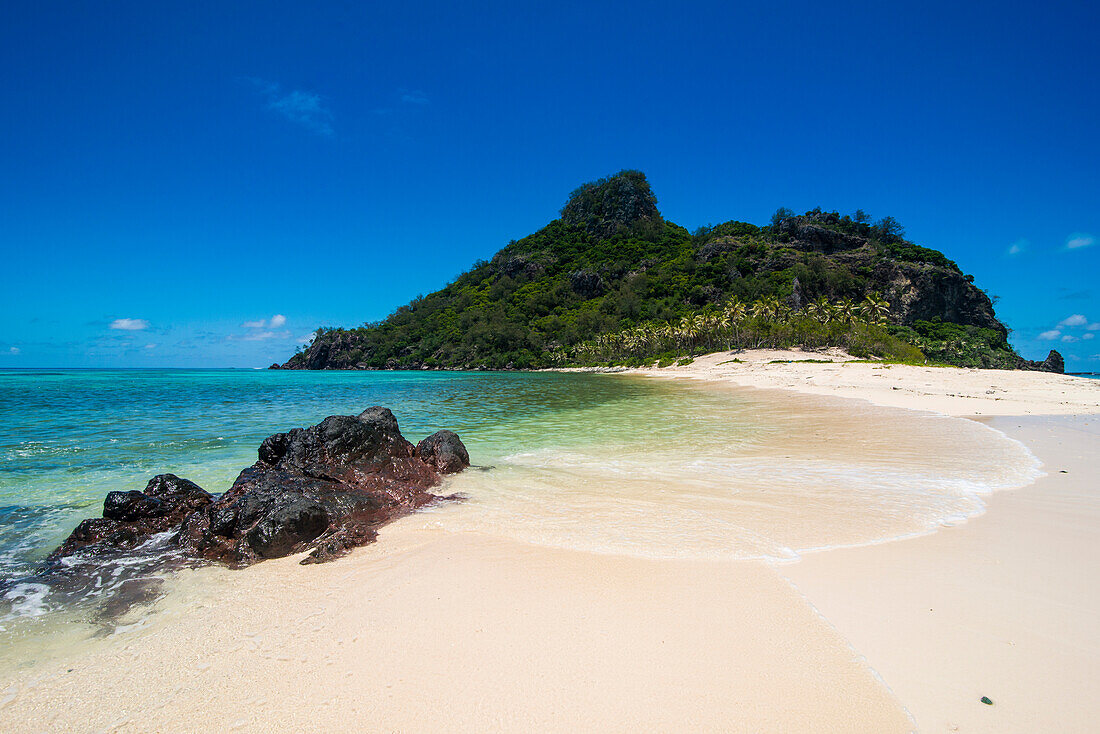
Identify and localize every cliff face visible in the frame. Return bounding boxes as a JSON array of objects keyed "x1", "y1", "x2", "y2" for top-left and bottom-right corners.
[
  {"x1": 276, "y1": 172, "x2": 1050, "y2": 372},
  {"x1": 874, "y1": 260, "x2": 1003, "y2": 333}
]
